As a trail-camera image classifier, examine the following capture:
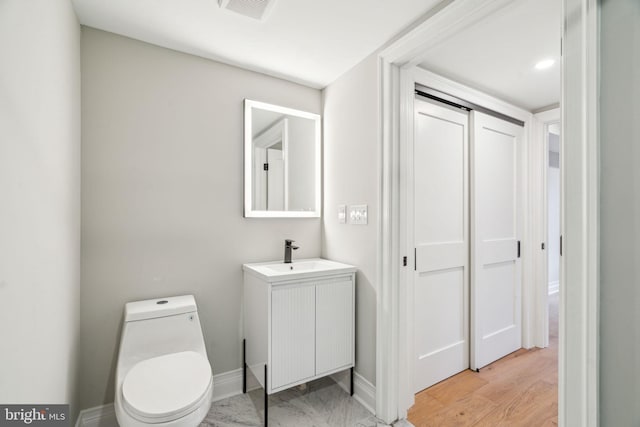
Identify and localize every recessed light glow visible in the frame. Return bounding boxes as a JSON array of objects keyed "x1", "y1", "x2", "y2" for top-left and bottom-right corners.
[{"x1": 535, "y1": 59, "x2": 555, "y2": 70}]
